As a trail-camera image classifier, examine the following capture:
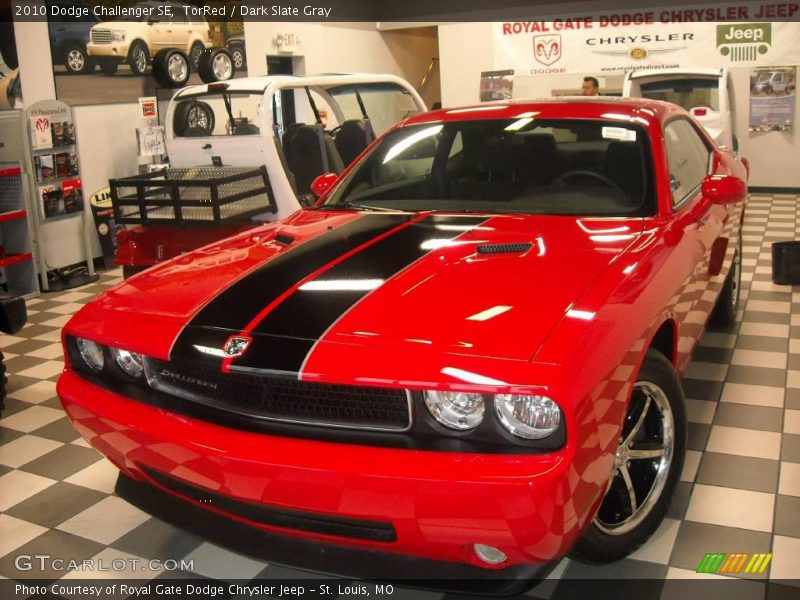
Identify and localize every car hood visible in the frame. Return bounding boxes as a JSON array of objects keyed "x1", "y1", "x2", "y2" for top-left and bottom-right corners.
[{"x1": 76, "y1": 210, "x2": 643, "y2": 370}]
